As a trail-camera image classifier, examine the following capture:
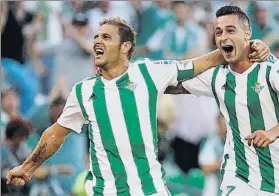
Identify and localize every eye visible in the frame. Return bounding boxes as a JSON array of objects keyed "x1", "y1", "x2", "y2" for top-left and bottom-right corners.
[
  {"x1": 104, "y1": 35, "x2": 110, "y2": 40},
  {"x1": 215, "y1": 31, "x2": 222, "y2": 37},
  {"x1": 227, "y1": 29, "x2": 235, "y2": 34}
]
